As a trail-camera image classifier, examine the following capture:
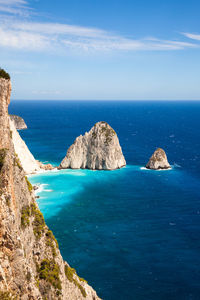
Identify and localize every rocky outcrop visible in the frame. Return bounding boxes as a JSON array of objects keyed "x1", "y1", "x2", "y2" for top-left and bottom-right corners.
[
  {"x1": 37, "y1": 160, "x2": 54, "y2": 171},
  {"x1": 0, "y1": 77, "x2": 100, "y2": 299},
  {"x1": 146, "y1": 148, "x2": 171, "y2": 170},
  {"x1": 10, "y1": 114, "x2": 27, "y2": 130},
  {"x1": 59, "y1": 121, "x2": 126, "y2": 170}
]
